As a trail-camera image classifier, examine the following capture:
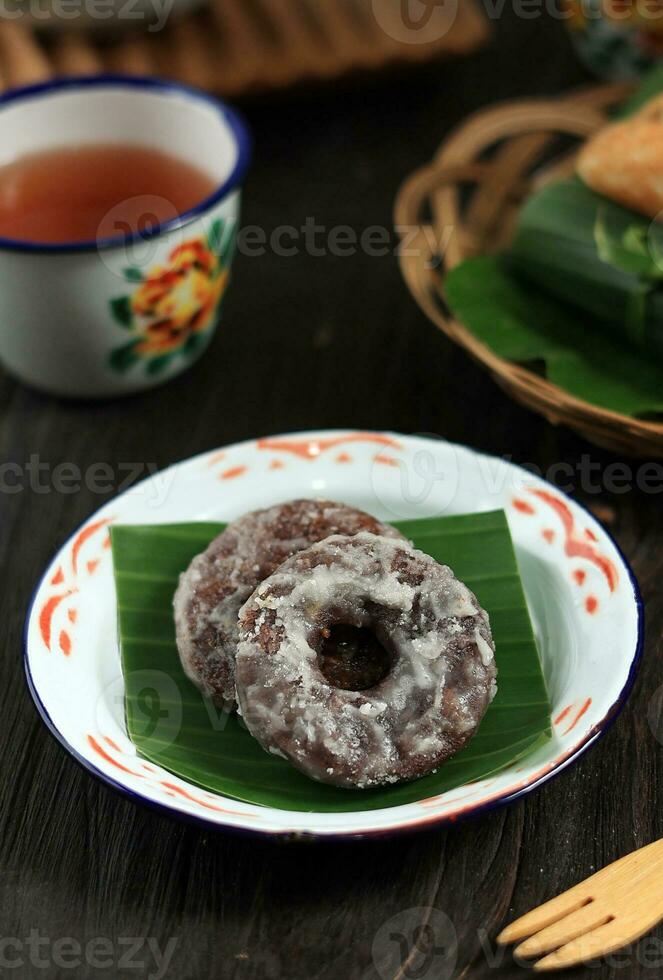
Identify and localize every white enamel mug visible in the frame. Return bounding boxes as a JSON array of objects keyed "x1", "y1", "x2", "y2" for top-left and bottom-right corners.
[{"x1": 0, "y1": 76, "x2": 251, "y2": 398}]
